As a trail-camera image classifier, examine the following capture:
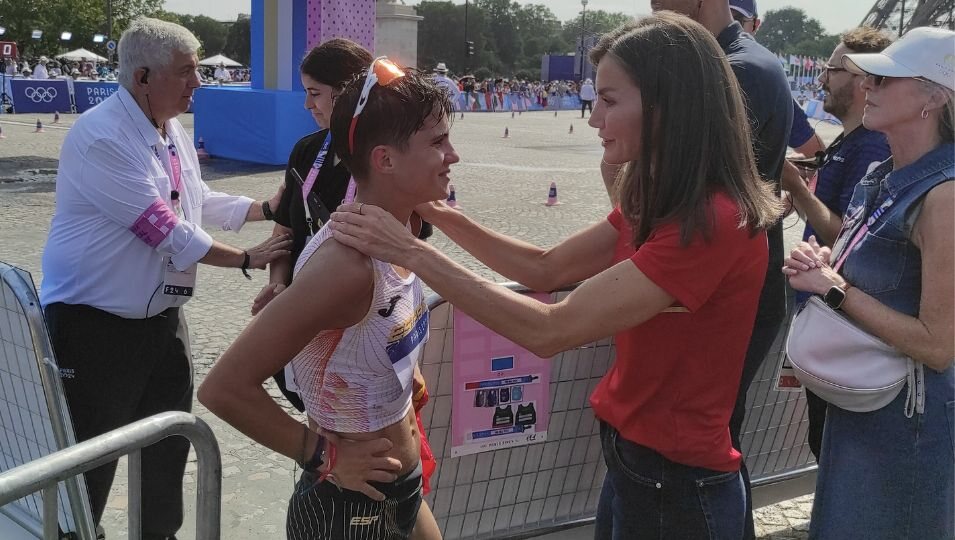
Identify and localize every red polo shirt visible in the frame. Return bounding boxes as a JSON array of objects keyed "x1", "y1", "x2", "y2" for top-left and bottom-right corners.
[{"x1": 590, "y1": 193, "x2": 768, "y2": 471}]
